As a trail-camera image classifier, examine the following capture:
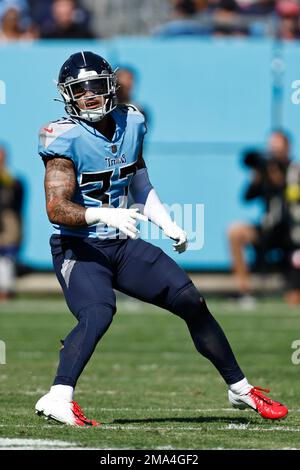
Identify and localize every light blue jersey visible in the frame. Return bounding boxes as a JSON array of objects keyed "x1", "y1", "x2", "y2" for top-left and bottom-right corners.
[{"x1": 39, "y1": 104, "x2": 146, "y2": 239}]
